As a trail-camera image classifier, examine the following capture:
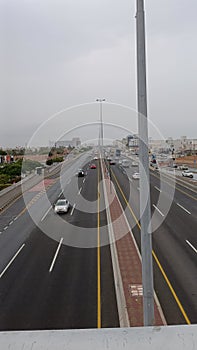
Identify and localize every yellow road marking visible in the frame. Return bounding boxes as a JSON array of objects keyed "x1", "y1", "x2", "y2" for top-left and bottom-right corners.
[
  {"x1": 97, "y1": 163, "x2": 101, "y2": 328},
  {"x1": 111, "y1": 169, "x2": 191, "y2": 325}
]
